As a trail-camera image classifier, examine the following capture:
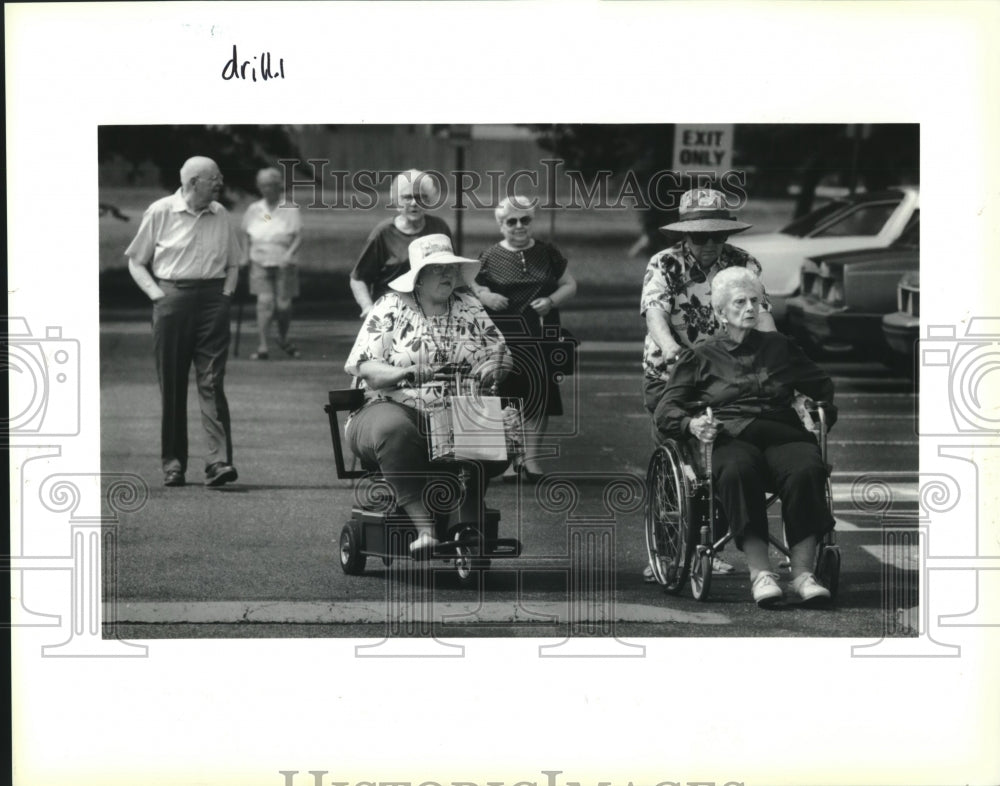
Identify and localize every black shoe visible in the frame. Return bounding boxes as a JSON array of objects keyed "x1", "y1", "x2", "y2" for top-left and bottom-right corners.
[
  {"x1": 518, "y1": 465, "x2": 545, "y2": 484},
  {"x1": 164, "y1": 470, "x2": 186, "y2": 487},
  {"x1": 276, "y1": 339, "x2": 302, "y2": 358},
  {"x1": 205, "y1": 462, "x2": 238, "y2": 487}
]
